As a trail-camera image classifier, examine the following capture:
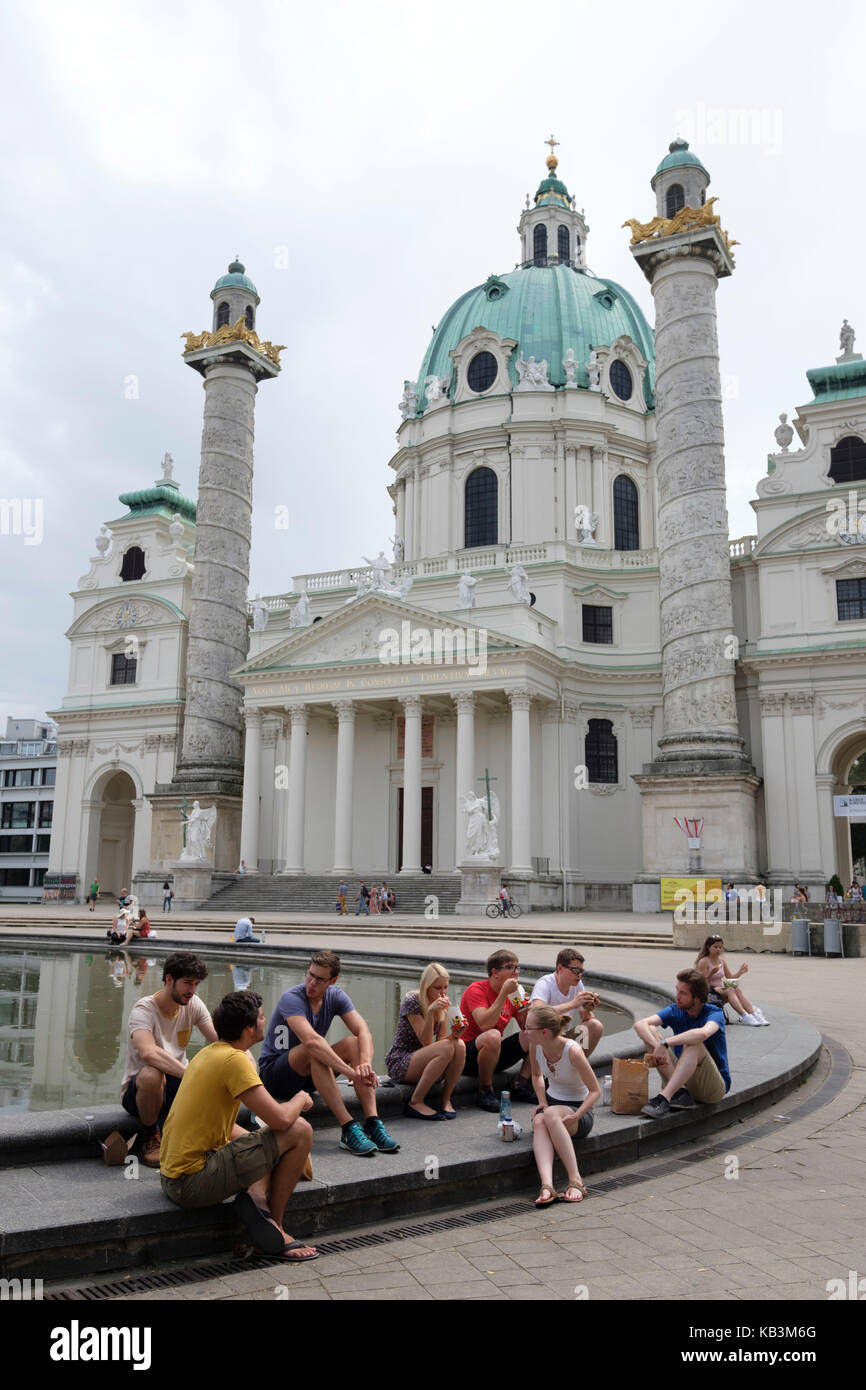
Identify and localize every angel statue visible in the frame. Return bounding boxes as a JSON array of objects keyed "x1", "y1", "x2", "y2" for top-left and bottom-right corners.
[
  {"x1": 506, "y1": 561, "x2": 531, "y2": 605},
  {"x1": 460, "y1": 790, "x2": 500, "y2": 862},
  {"x1": 180, "y1": 801, "x2": 217, "y2": 862},
  {"x1": 573, "y1": 504, "x2": 599, "y2": 545}
]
